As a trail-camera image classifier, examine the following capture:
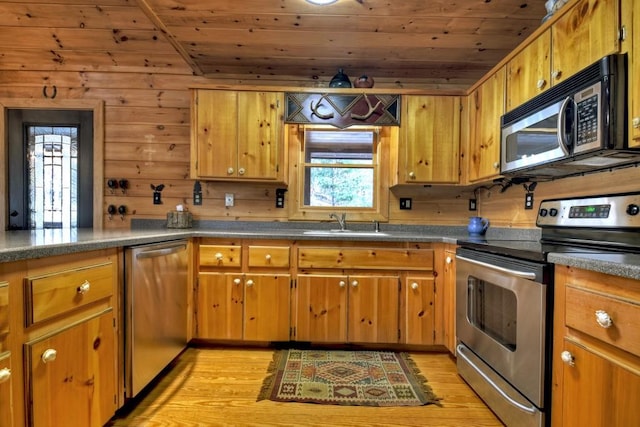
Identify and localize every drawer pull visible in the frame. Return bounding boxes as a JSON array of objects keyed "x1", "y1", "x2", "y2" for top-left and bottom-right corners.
[
  {"x1": 233, "y1": 278, "x2": 242, "y2": 285},
  {"x1": 338, "y1": 280, "x2": 346, "y2": 288},
  {"x1": 595, "y1": 310, "x2": 613, "y2": 328},
  {"x1": 560, "y1": 350, "x2": 575, "y2": 367},
  {"x1": 41, "y1": 349, "x2": 58, "y2": 364},
  {"x1": 265, "y1": 254, "x2": 272, "y2": 262},
  {"x1": 411, "y1": 282, "x2": 419, "y2": 290},
  {"x1": 77, "y1": 280, "x2": 91, "y2": 294},
  {"x1": 0, "y1": 367, "x2": 11, "y2": 383}
]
